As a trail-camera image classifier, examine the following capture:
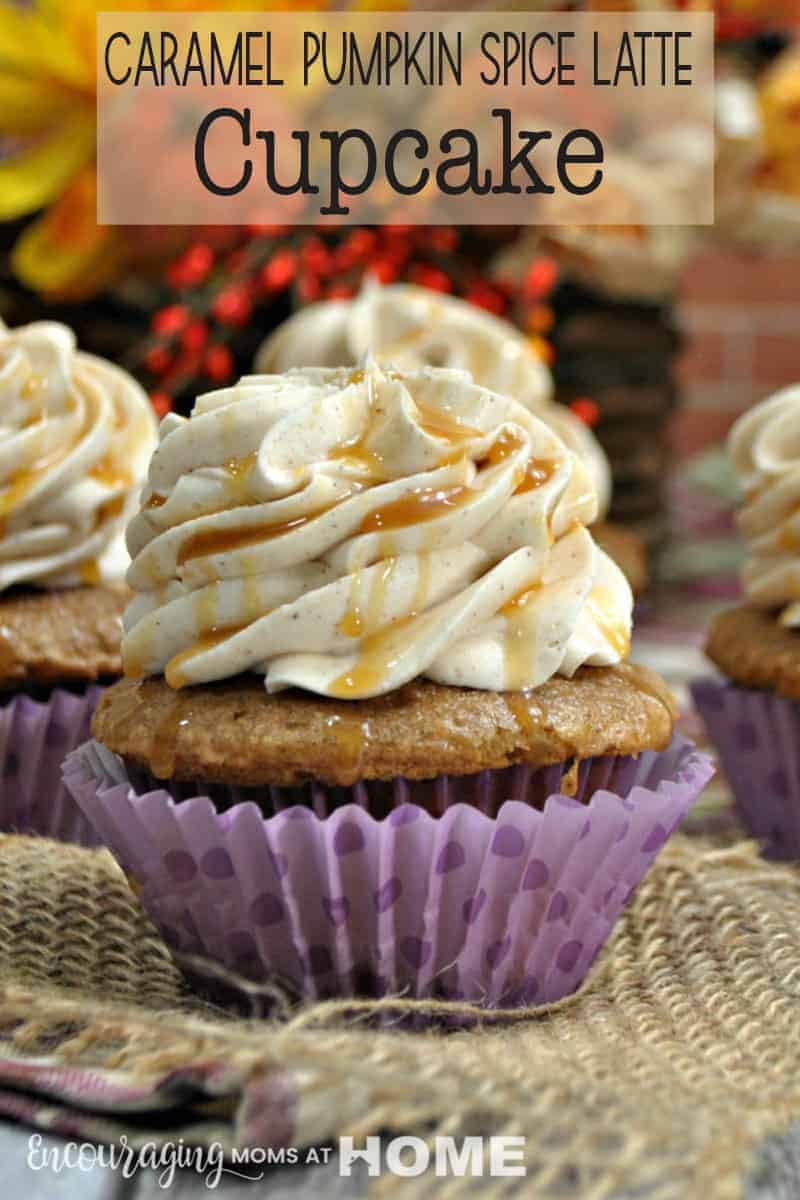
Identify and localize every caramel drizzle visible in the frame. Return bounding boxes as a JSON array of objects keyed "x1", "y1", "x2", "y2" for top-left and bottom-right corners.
[
  {"x1": 164, "y1": 622, "x2": 250, "y2": 689},
  {"x1": 360, "y1": 484, "x2": 472, "y2": 534},
  {"x1": 176, "y1": 498, "x2": 347, "y2": 565},
  {"x1": 585, "y1": 586, "x2": 630, "y2": 658},
  {"x1": 330, "y1": 610, "x2": 420, "y2": 698}
]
